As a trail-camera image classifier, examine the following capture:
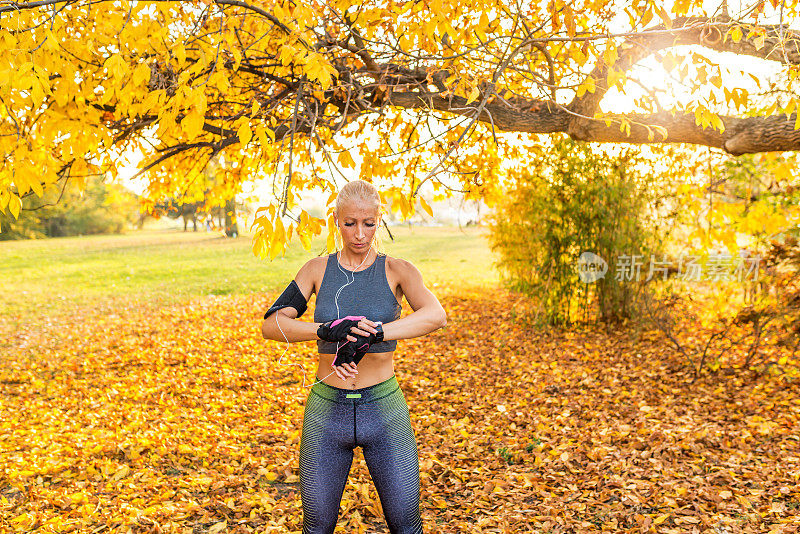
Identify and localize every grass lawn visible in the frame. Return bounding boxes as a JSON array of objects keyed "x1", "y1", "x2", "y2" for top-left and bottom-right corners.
[{"x1": 0, "y1": 225, "x2": 499, "y2": 321}]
